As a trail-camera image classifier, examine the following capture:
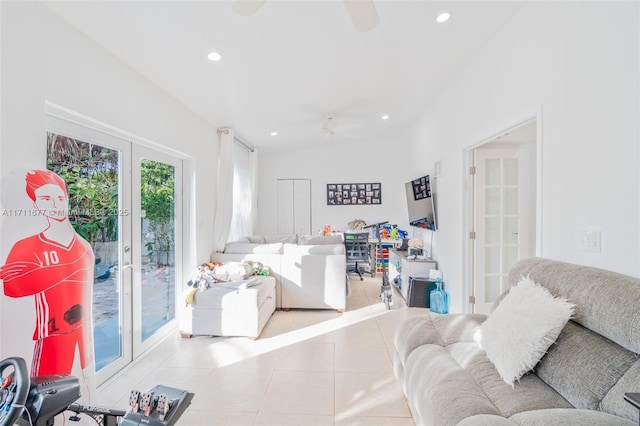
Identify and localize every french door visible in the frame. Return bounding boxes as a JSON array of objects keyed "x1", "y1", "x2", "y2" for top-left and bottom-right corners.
[
  {"x1": 472, "y1": 146, "x2": 534, "y2": 314},
  {"x1": 46, "y1": 108, "x2": 182, "y2": 385},
  {"x1": 131, "y1": 146, "x2": 181, "y2": 357}
]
